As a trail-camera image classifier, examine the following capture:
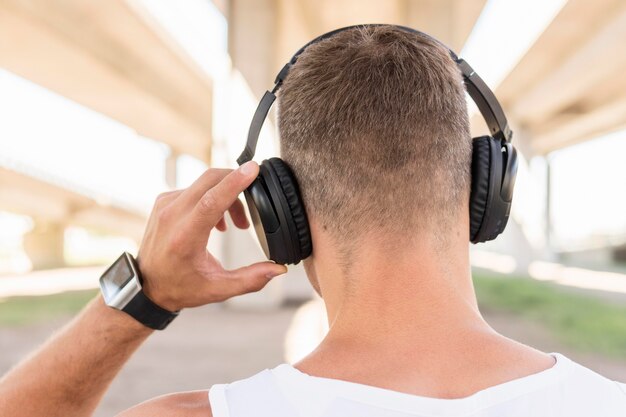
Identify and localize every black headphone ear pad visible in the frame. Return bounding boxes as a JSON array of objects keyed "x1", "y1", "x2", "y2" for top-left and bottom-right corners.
[
  {"x1": 266, "y1": 158, "x2": 313, "y2": 261},
  {"x1": 469, "y1": 136, "x2": 493, "y2": 242}
]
